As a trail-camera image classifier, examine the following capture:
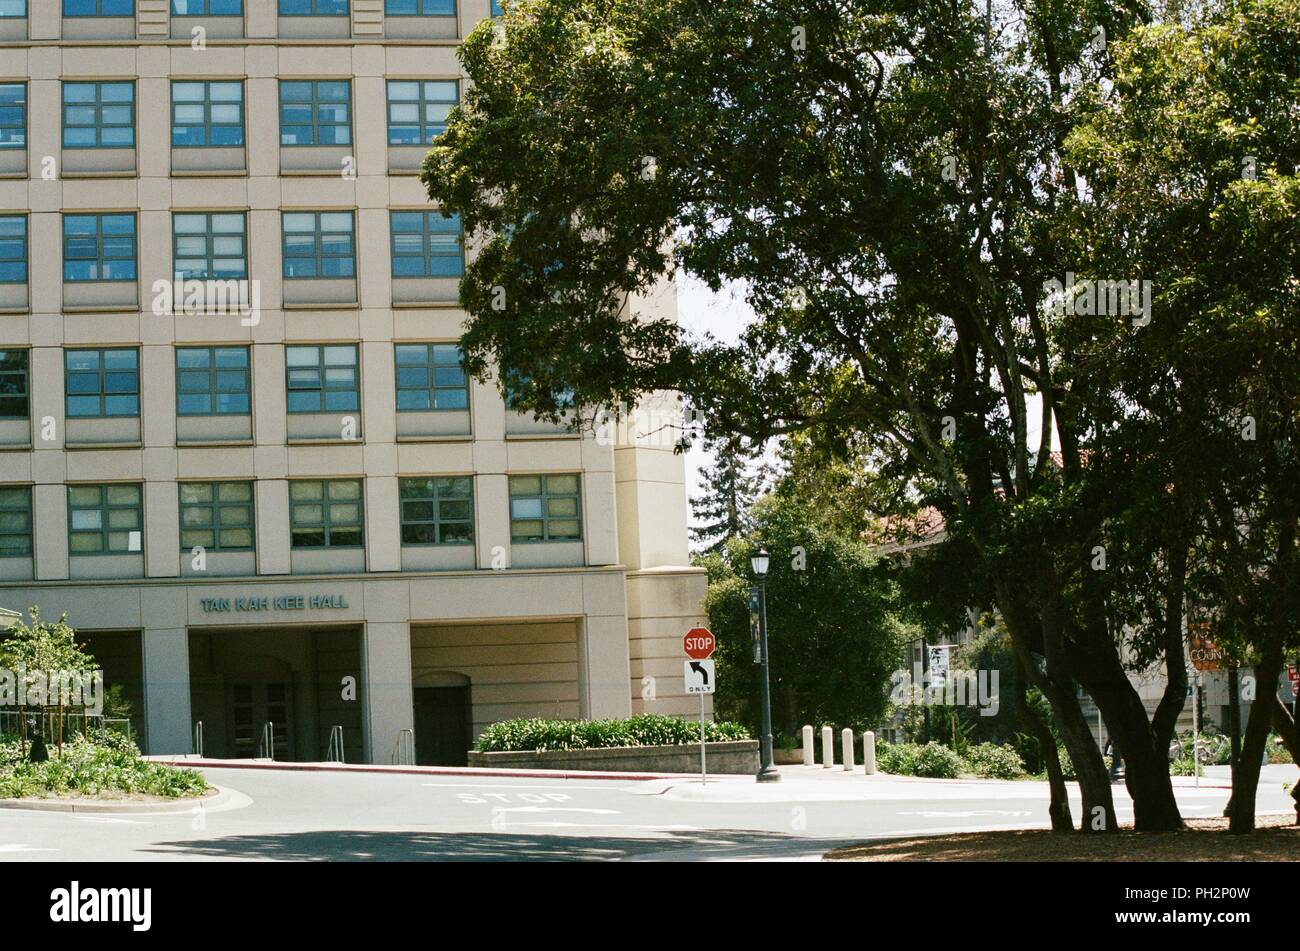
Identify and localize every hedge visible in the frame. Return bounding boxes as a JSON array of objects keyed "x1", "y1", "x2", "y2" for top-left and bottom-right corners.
[{"x1": 474, "y1": 714, "x2": 751, "y2": 753}]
